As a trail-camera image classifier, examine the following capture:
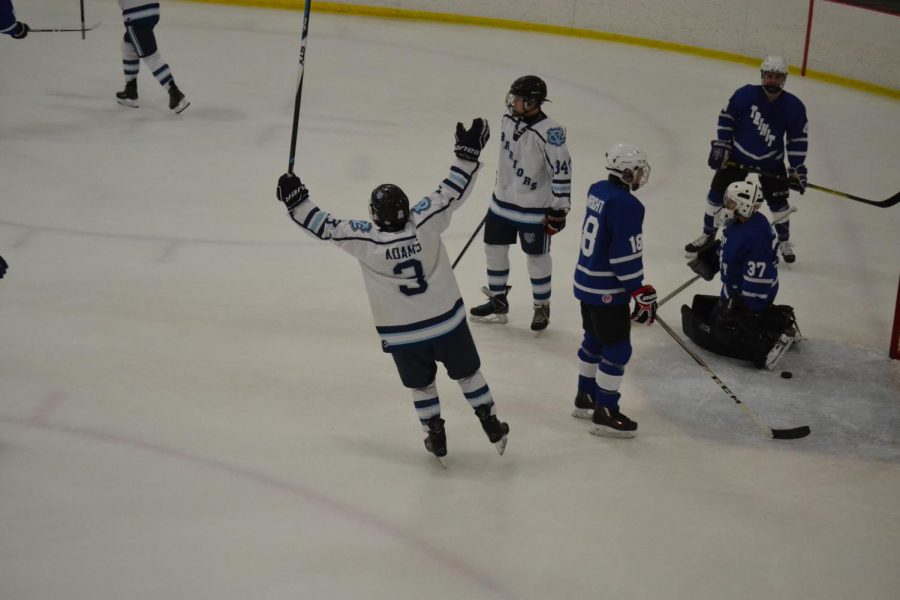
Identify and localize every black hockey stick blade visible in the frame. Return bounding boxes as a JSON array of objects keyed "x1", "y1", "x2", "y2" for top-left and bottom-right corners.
[
  {"x1": 30, "y1": 21, "x2": 101, "y2": 32},
  {"x1": 771, "y1": 425, "x2": 811, "y2": 440}
]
